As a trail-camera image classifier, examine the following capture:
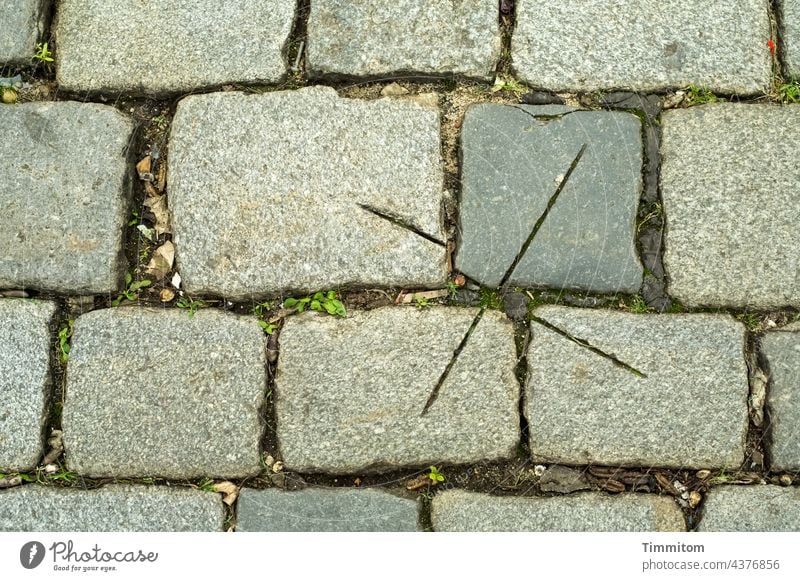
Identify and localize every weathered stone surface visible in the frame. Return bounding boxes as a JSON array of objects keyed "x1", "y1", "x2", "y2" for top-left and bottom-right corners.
[
  {"x1": 431, "y1": 490, "x2": 685, "y2": 531},
  {"x1": 0, "y1": 102, "x2": 132, "y2": 294},
  {"x1": 538, "y1": 465, "x2": 591, "y2": 494},
  {"x1": 661, "y1": 104, "x2": 800, "y2": 308},
  {"x1": 56, "y1": 0, "x2": 293, "y2": 94},
  {"x1": 0, "y1": 299, "x2": 56, "y2": 472},
  {"x1": 0, "y1": 0, "x2": 45, "y2": 63},
  {"x1": 169, "y1": 87, "x2": 446, "y2": 298},
  {"x1": 276, "y1": 307, "x2": 519, "y2": 473},
  {"x1": 63, "y1": 308, "x2": 265, "y2": 478},
  {"x1": 699, "y1": 485, "x2": 800, "y2": 531},
  {"x1": 457, "y1": 104, "x2": 643, "y2": 293},
  {"x1": 236, "y1": 488, "x2": 419, "y2": 532},
  {"x1": 763, "y1": 329, "x2": 800, "y2": 470},
  {"x1": 308, "y1": 0, "x2": 501, "y2": 80},
  {"x1": 526, "y1": 306, "x2": 749, "y2": 468},
  {"x1": 512, "y1": 0, "x2": 771, "y2": 94},
  {"x1": 0, "y1": 485, "x2": 223, "y2": 531},
  {"x1": 783, "y1": 1, "x2": 800, "y2": 79}
]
